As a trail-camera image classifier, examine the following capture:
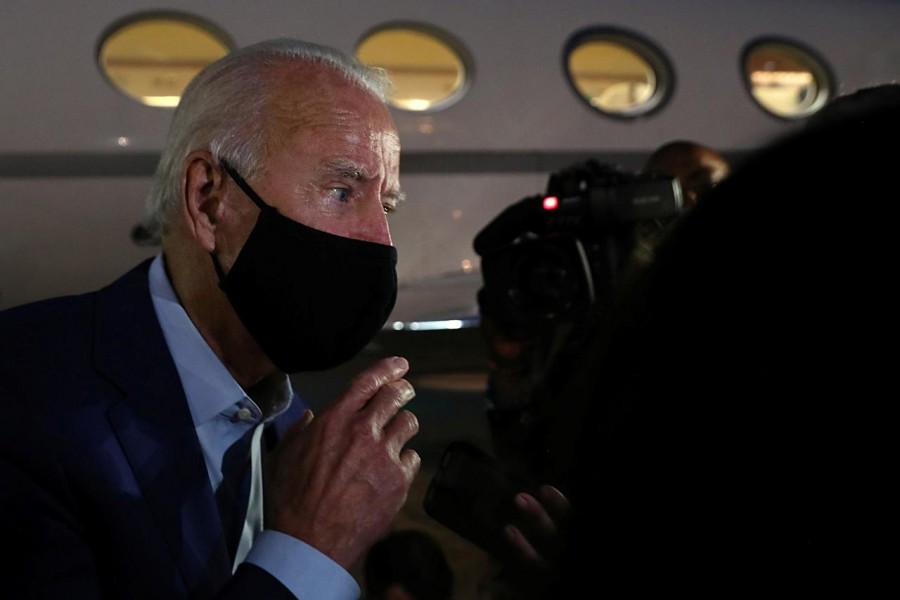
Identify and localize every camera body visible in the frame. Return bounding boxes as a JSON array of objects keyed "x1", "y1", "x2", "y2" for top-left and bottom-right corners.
[
  {"x1": 473, "y1": 158, "x2": 683, "y2": 489},
  {"x1": 475, "y1": 159, "x2": 683, "y2": 328},
  {"x1": 425, "y1": 161, "x2": 683, "y2": 557}
]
